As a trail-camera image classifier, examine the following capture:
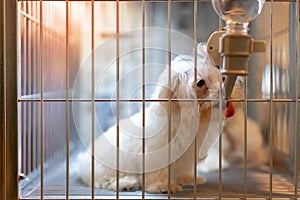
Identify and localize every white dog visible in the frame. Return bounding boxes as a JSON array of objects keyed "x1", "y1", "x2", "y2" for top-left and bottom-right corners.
[
  {"x1": 77, "y1": 44, "x2": 241, "y2": 193},
  {"x1": 198, "y1": 79, "x2": 268, "y2": 173}
]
